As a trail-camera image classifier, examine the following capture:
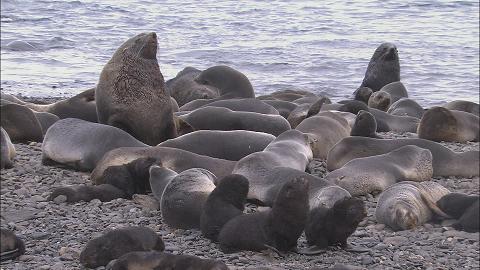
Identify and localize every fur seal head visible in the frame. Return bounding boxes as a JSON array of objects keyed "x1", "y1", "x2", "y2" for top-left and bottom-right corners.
[
  {"x1": 350, "y1": 110, "x2": 378, "y2": 138},
  {"x1": 368, "y1": 91, "x2": 391, "y2": 111},
  {"x1": 353, "y1": 87, "x2": 373, "y2": 104}
]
